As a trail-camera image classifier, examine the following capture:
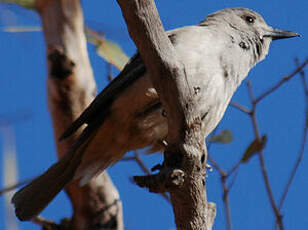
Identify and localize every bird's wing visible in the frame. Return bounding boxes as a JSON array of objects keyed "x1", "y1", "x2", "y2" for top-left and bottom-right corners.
[
  {"x1": 59, "y1": 31, "x2": 182, "y2": 141},
  {"x1": 59, "y1": 53, "x2": 146, "y2": 140}
]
